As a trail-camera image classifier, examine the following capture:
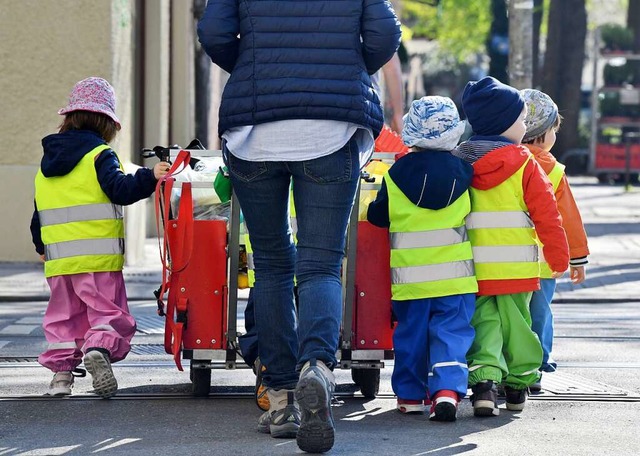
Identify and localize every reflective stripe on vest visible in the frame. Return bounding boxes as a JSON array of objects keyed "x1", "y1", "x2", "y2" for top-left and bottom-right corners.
[
  {"x1": 386, "y1": 174, "x2": 477, "y2": 300},
  {"x1": 539, "y1": 161, "x2": 566, "y2": 278},
  {"x1": 392, "y1": 260, "x2": 475, "y2": 284},
  {"x1": 39, "y1": 203, "x2": 123, "y2": 227},
  {"x1": 34, "y1": 144, "x2": 125, "y2": 277},
  {"x1": 466, "y1": 211, "x2": 533, "y2": 230},
  {"x1": 390, "y1": 226, "x2": 468, "y2": 249},
  {"x1": 467, "y1": 156, "x2": 540, "y2": 281},
  {"x1": 45, "y1": 238, "x2": 125, "y2": 261}
]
